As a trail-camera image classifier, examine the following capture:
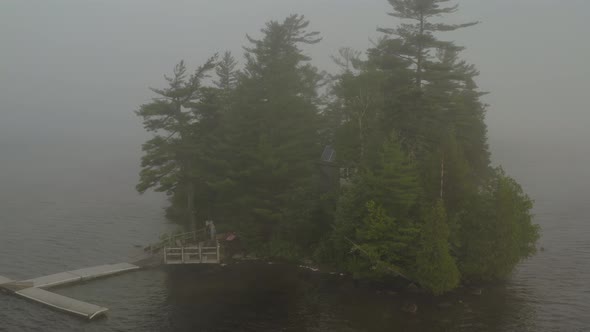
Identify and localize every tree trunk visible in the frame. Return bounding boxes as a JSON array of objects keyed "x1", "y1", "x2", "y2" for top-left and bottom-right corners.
[
  {"x1": 358, "y1": 116, "x2": 364, "y2": 162},
  {"x1": 416, "y1": 11, "x2": 425, "y2": 89},
  {"x1": 187, "y1": 180, "x2": 196, "y2": 231},
  {"x1": 440, "y1": 154, "x2": 445, "y2": 199}
]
